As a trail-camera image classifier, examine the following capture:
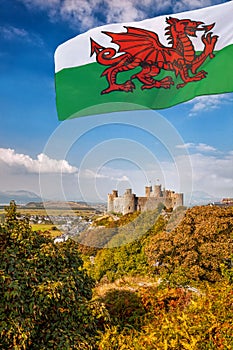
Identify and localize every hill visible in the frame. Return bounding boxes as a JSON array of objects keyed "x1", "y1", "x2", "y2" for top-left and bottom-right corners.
[
  {"x1": 24, "y1": 200, "x2": 105, "y2": 212},
  {"x1": 0, "y1": 190, "x2": 41, "y2": 205}
]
